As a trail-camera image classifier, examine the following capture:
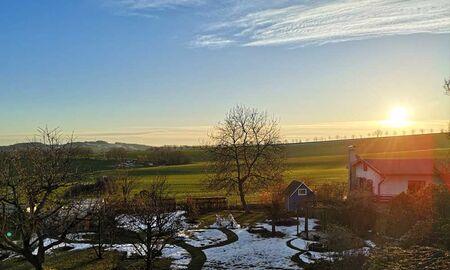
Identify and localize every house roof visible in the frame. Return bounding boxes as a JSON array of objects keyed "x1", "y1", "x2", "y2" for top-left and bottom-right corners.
[
  {"x1": 353, "y1": 158, "x2": 437, "y2": 176},
  {"x1": 284, "y1": 180, "x2": 313, "y2": 197}
]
